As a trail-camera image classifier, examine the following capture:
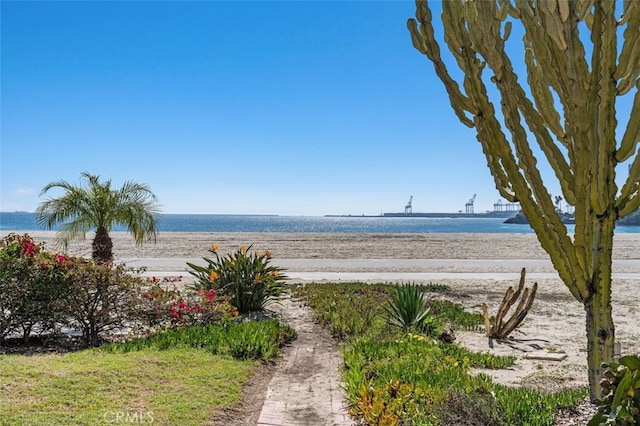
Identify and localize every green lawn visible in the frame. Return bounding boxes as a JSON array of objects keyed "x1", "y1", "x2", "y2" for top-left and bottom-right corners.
[{"x1": 0, "y1": 348, "x2": 255, "y2": 425}]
